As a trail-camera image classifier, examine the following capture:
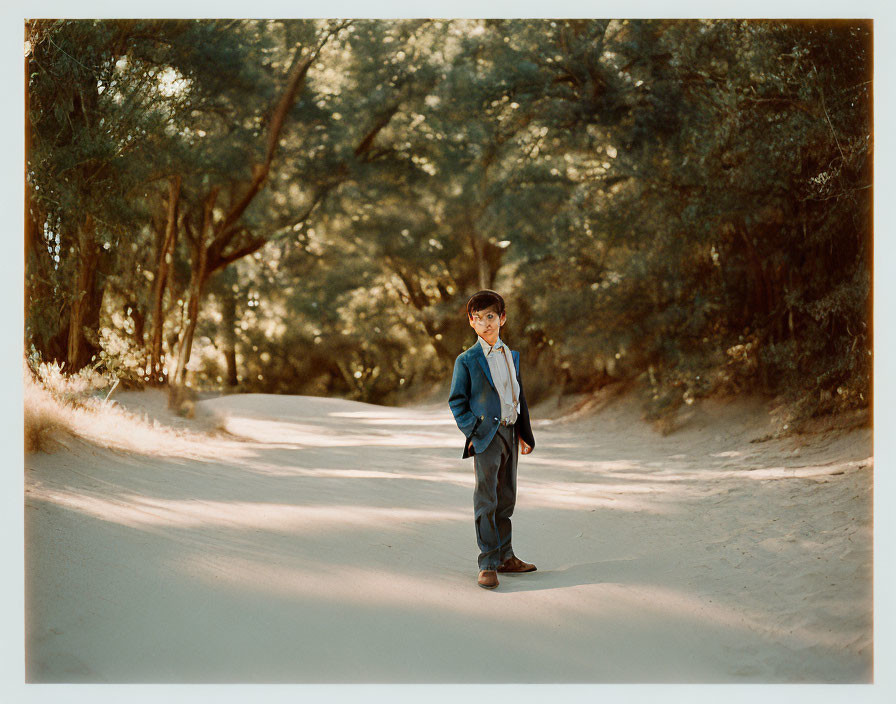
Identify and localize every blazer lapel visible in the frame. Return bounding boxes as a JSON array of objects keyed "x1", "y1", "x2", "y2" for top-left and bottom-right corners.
[{"x1": 472, "y1": 343, "x2": 496, "y2": 390}]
